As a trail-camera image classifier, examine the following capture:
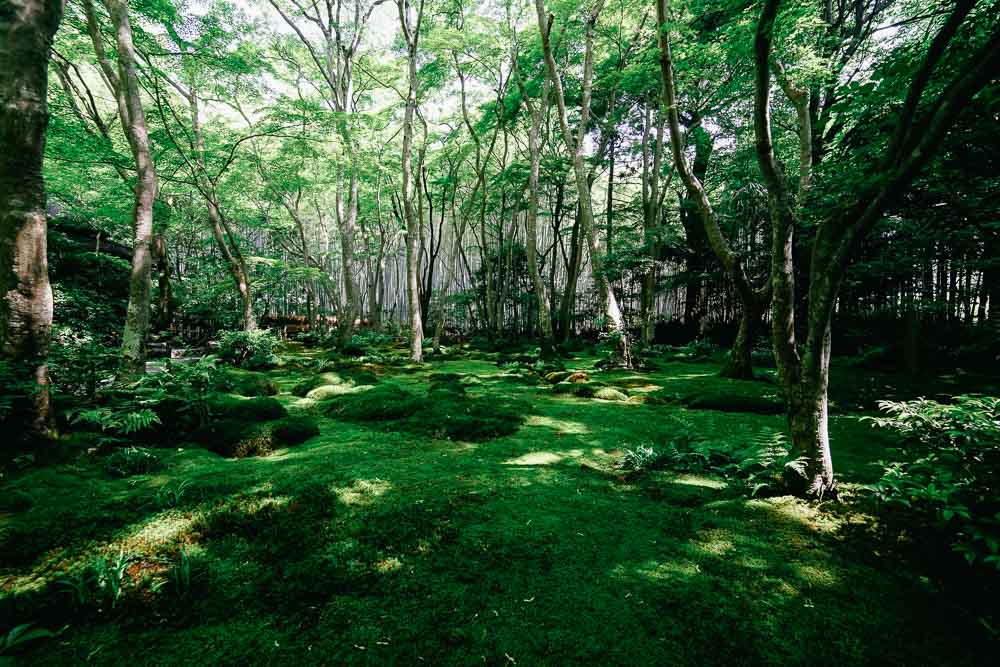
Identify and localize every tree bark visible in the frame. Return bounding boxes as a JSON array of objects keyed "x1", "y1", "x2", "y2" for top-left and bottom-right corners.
[
  {"x1": 515, "y1": 57, "x2": 555, "y2": 356},
  {"x1": 106, "y1": 0, "x2": 157, "y2": 376},
  {"x1": 0, "y1": 0, "x2": 62, "y2": 441},
  {"x1": 398, "y1": 0, "x2": 424, "y2": 362},
  {"x1": 536, "y1": 0, "x2": 631, "y2": 366},
  {"x1": 753, "y1": 0, "x2": 999, "y2": 498}
]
